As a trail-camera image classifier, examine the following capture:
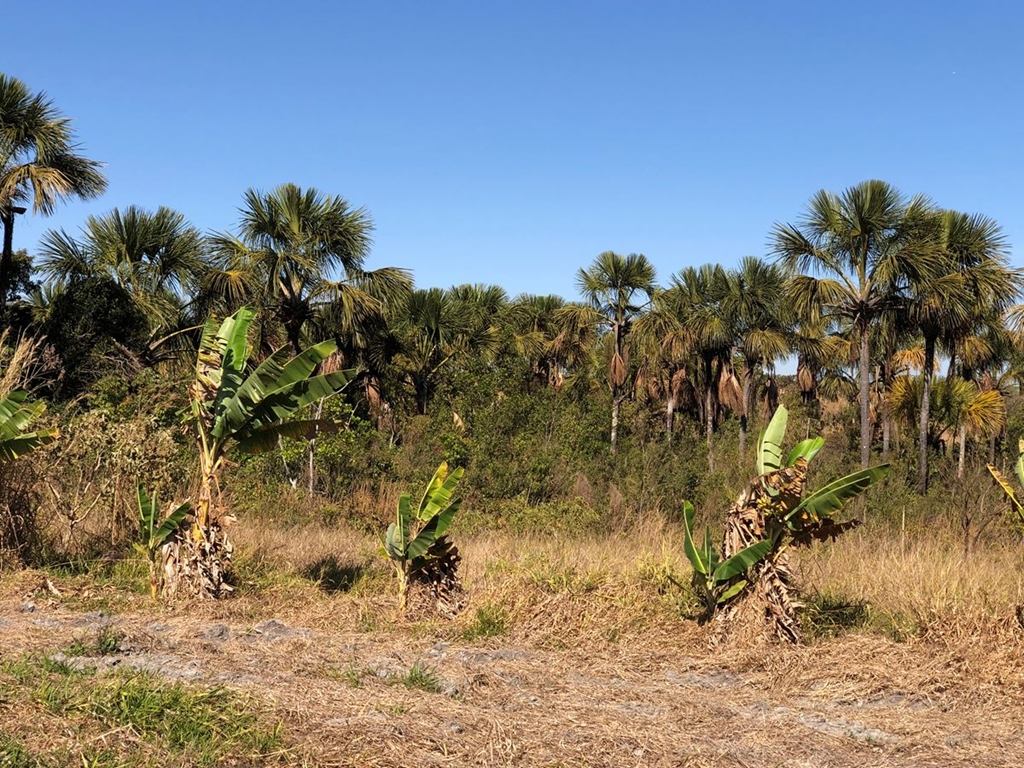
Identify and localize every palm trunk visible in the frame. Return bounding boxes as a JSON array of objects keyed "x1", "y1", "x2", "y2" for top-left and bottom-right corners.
[
  {"x1": 858, "y1": 324, "x2": 871, "y2": 469},
  {"x1": 703, "y1": 355, "x2": 715, "y2": 442},
  {"x1": 610, "y1": 391, "x2": 620, "y2": 454},
  {"x1": 739, "y1": 362, "x2": 753, "y2": 458},
  {"x1": 0, "y1": 206, "x2": 15, "y2": 313},
  {"x1": 917, "y1": 333, "x2": 936, "y2": 494},
  {"x1": 957, "y1": 425, "x2": 966, "y2": 479},
  {"x1": 665, "y1": 391, "x2": 676, "y2": 440}
]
